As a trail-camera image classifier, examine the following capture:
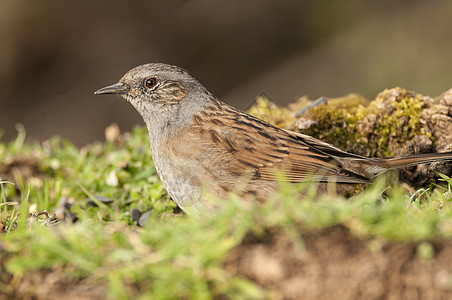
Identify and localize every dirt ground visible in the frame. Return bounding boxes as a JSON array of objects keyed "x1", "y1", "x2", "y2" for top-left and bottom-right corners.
[
  {"x1": 2, "y1": 225, "x2": 452, "y2": 299},
  {"x1": 226, "y1": 225, "x2": 452, "y2": 300}
]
